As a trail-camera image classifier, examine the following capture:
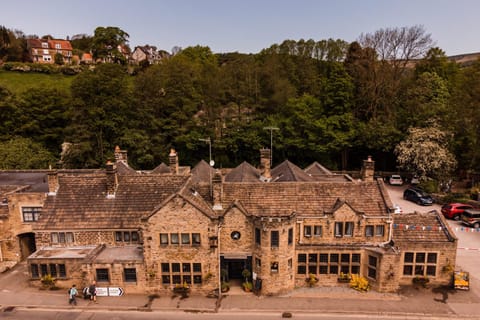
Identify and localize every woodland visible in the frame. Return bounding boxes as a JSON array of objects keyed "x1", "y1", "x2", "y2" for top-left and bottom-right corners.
[{"x1": 0, "y1": 25, "x2": 479, "y2": 183}]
